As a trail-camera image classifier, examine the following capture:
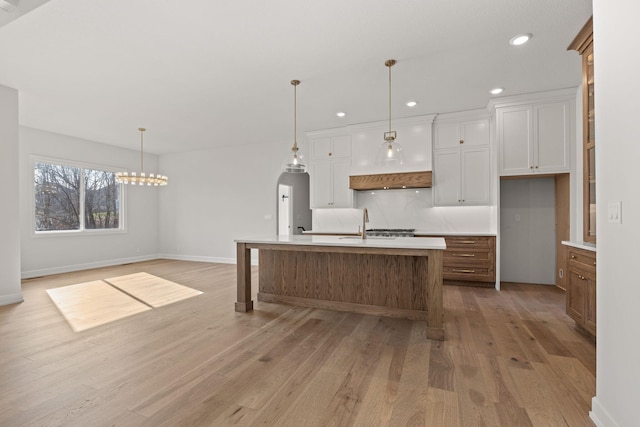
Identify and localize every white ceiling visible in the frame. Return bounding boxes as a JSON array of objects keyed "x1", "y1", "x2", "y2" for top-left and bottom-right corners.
[{"x1": 0, "y1": 0, "x2": 592, "y2": 155}]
